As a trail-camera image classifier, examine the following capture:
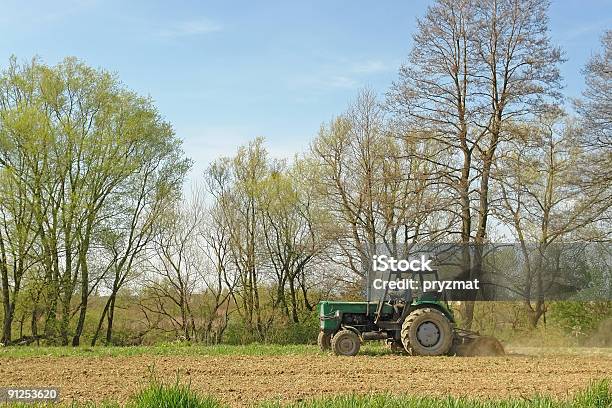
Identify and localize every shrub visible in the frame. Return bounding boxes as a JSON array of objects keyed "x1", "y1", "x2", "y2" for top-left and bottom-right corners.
[{"x1": 548, "y1": 301, "x2": 612, "y2": 344}]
